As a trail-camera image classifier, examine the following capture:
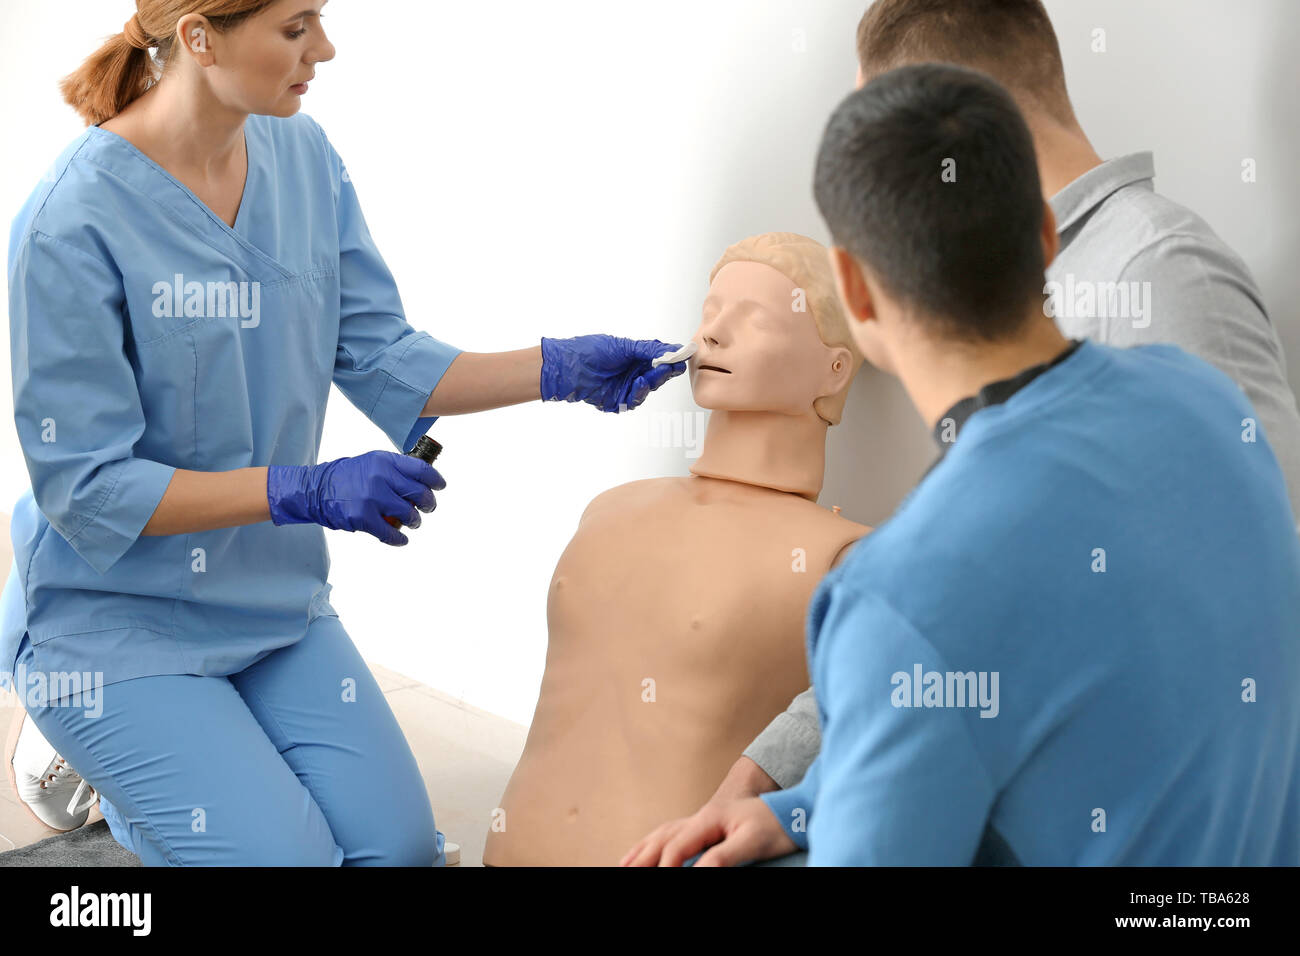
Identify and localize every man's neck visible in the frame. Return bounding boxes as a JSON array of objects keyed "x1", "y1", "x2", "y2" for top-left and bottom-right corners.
[
  {"x1": 896, "y1": 315, "x2": 1073, "y2": 431},
  {"x1": 1026, "y1": 110, "x2": 1104, "y2": 201},
  {"x1": 689, "y1": 409, "x2": 829, "y2": 501}
]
